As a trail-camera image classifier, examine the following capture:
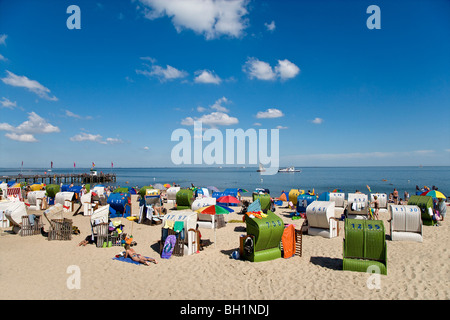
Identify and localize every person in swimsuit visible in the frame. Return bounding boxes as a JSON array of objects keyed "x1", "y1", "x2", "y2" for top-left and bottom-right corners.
[
  {"x1": 393, "y1": 188, "x2": 399, "y2": 205},
  {"x1": 124, "y1": 244, "x2": 157, "y2": 265},
  {"x1": 371, "y1": 195, "x2": 380, "y2": 220}
]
